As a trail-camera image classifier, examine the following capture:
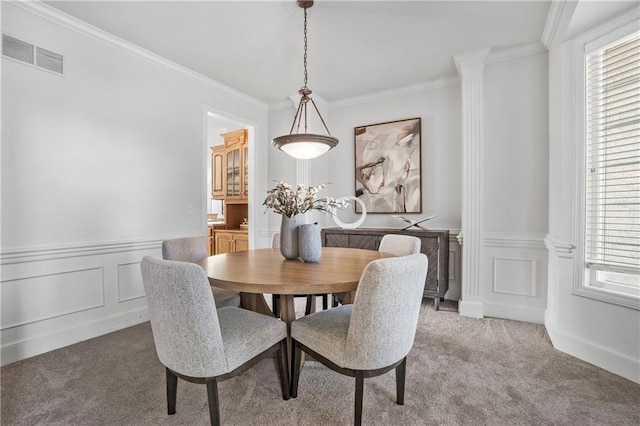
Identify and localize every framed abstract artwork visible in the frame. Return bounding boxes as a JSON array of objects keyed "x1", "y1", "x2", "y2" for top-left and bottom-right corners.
[{"x1": 354, "y1": 117, "x2": 422, "y2": 213}]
